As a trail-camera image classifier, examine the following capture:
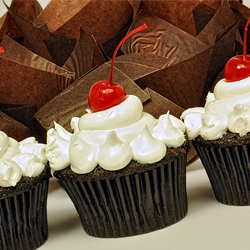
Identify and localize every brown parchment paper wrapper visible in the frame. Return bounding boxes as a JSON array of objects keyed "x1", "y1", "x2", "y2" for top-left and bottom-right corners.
[
  {"x1": 0, "y1": 111, "x2": 31, "y2": 141},
  {"x1": 0, "y1": 35, "x2": 75, "y2": 110},
  {"x1": 28, "y1": 0, "x2": 135, "y2": 67},
  {"x1": 0, "y1": 0, "x2": 43, "y2": 43}
]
